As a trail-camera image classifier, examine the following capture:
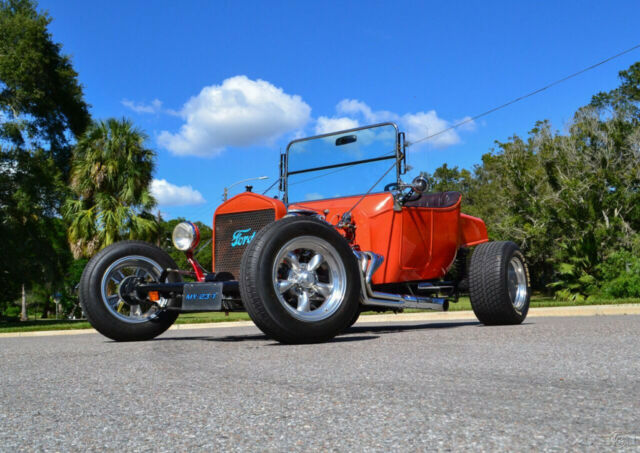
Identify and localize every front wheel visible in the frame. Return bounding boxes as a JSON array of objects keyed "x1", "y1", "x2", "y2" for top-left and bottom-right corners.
[
  {"x1": 239, "y1": 217, "x2": 361, "y2": 343},
  {"x1": 79, "y1": 240, "x2": 180, "y2": 341},
  {"x1": 469, "y1": 241, "x2": 531, "y2": 325},
  {"x1": 346, "y1": 307, "x2": 362, "y2": 329}
]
